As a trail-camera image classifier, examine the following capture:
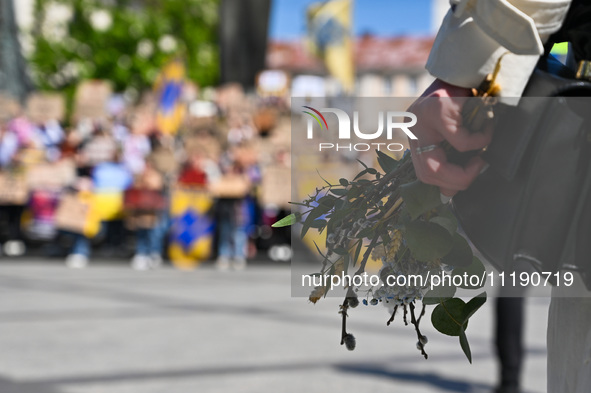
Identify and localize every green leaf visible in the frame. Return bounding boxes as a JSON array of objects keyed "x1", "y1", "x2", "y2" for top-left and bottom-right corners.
[
  {"x1": 330, "y1": 188, "x2": 348, "y2": 196},
  {"x1": 339, "y1": 178, "x2": 349, "y2": 187},
  {"x1": 327, "y1": 208, "x2": 352, "y2": 226},
  {"x1": 343, "y1": 254, "x2": 350, "y2": 275},
  {"x1": 429, "y1": 216, "x2": 457, "y2": 236},
  {"x1": 309, "y1": 219, "x2": 327, "y2": 229},
  {"x1": 380, "y1": 229, "x2": 391, "y2": 245},
  {"x1": 332, "y1": 247, "x2": 349, "y2": 256},
  {"x1": 288, "y1": 201, "x2": 308, "y2": 207},
  {"x1": 272, "y1": 213, "x2": 299, "y2": 228},
  {"x1": 356, "y1": 226, "x2": 374, "y2": 239},
  {"x1": 301, "y1": 204, "x2": 330, "y2": 238},
  {"x1": 354, "y1": 169, "x2": 368, "y2": 180},
  {"x1": 400, "y1": 180, "x2": 442, "y2": 219},
  {"x1": 318, "y1": 195, "x2": 337, "y2": 209},
  {"x1": 328, "y1": 262, "x2": 336, "y2": 278},
  {"x1": 316, "y1": 170, "x2": 333, "y2": 187},
  {"x1": 347, "y1": 186, "x2": 363, "y2": 199},
  {"x1": 452, "y1": 256, "x2": 487, "y2": 289},
  {"x1": 353, "y1": 241, "x2": 362, "y2": 264},
  {"x1": 434, "y1": 206, "x2": 459, "y2": 231},
  {"x1": 431, "y1": 298, "x2": 468, "y2": 336},
  {"x1": 312, "y1": 241, "x2": 330, "y2": 261},
  {"x1": 441, "y1": 233, "x2": 473, "y2": 268},
  {"x1": 366, "y1": 168, "x2": 378, "y2": 175},
  {"x1": 462, "y1": 292, "x2": 487, "y2": 321},
  {"x1": 376, "y1": 150, "x2": 399, "y2": 173},
  {"x1": 422, "y1": 283, "x2": 456, "y2": 305},
  {"x1": 459, "y1": 329, "x2": 472, "y2": 363},
  {"x1": 405, "y1": 221, "x2": 453, "y2": 262},
  {"x1": 356, "y1": 159, "x2": 368, "y2": 169}
]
